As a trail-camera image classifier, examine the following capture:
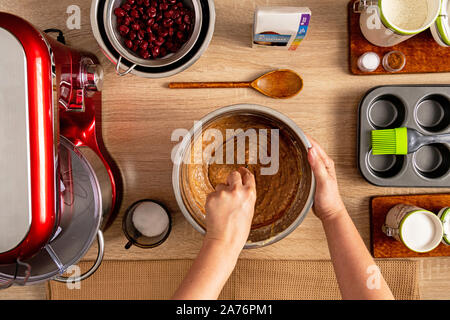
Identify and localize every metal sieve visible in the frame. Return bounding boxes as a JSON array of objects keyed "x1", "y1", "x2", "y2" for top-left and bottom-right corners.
[{"x1": 104, "y1": 0, "x2": 203, "y2": 75}]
